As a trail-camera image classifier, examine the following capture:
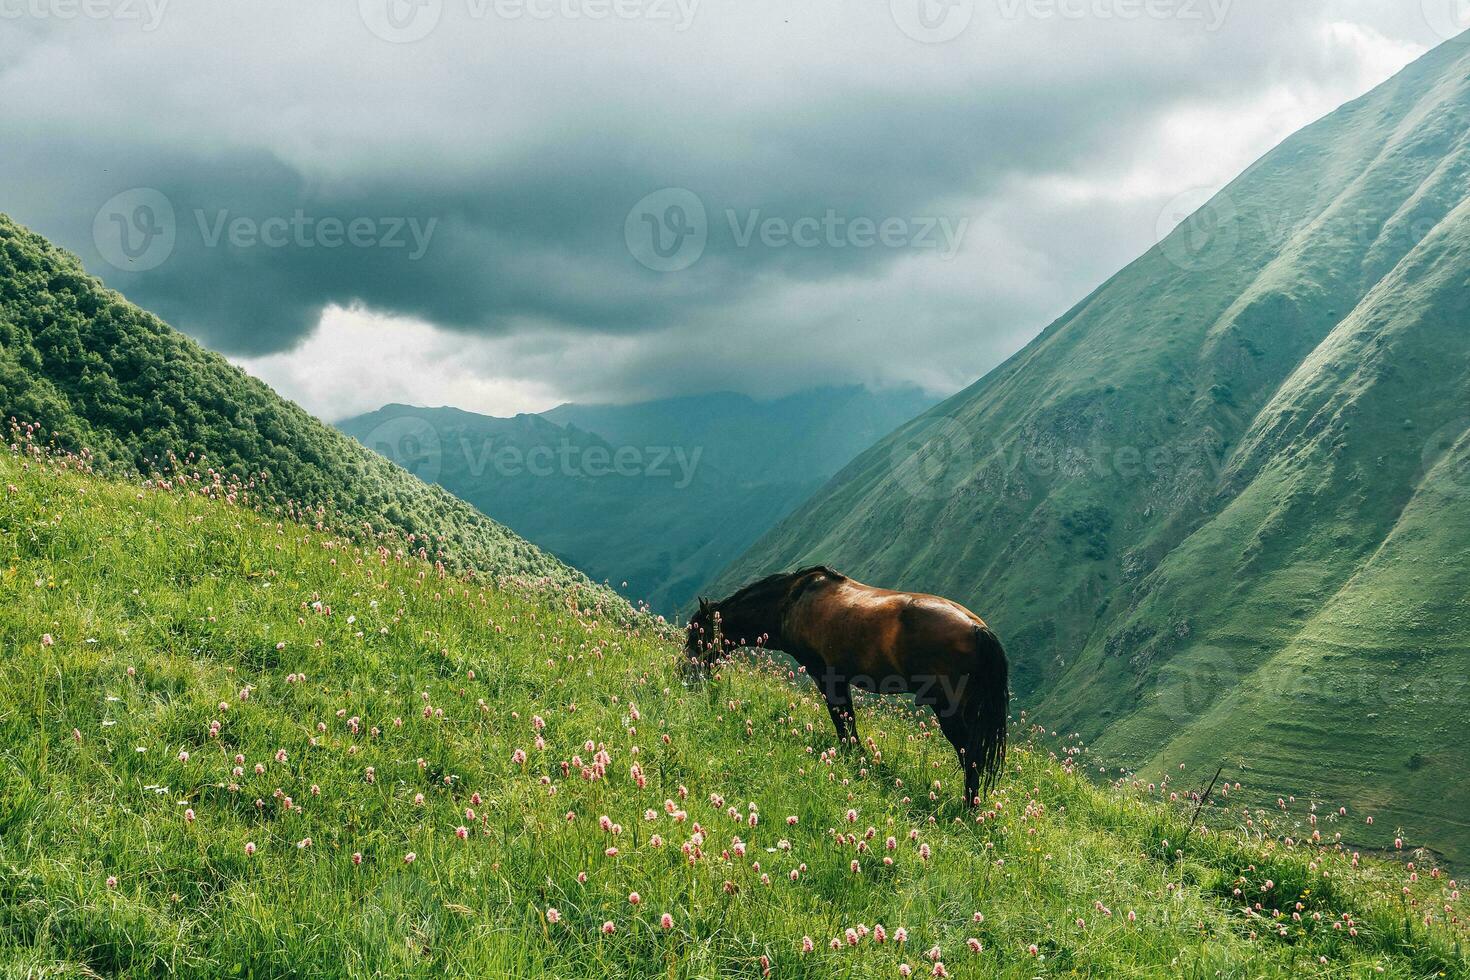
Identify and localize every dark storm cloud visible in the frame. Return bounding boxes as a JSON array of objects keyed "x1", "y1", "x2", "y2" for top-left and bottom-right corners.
[
  {"x1": 0, "y1": 1, "x2": 1446, "y2": 413},
  {"x1": 8, "y1": 75, "x2": 1173, "y2": 355}
]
